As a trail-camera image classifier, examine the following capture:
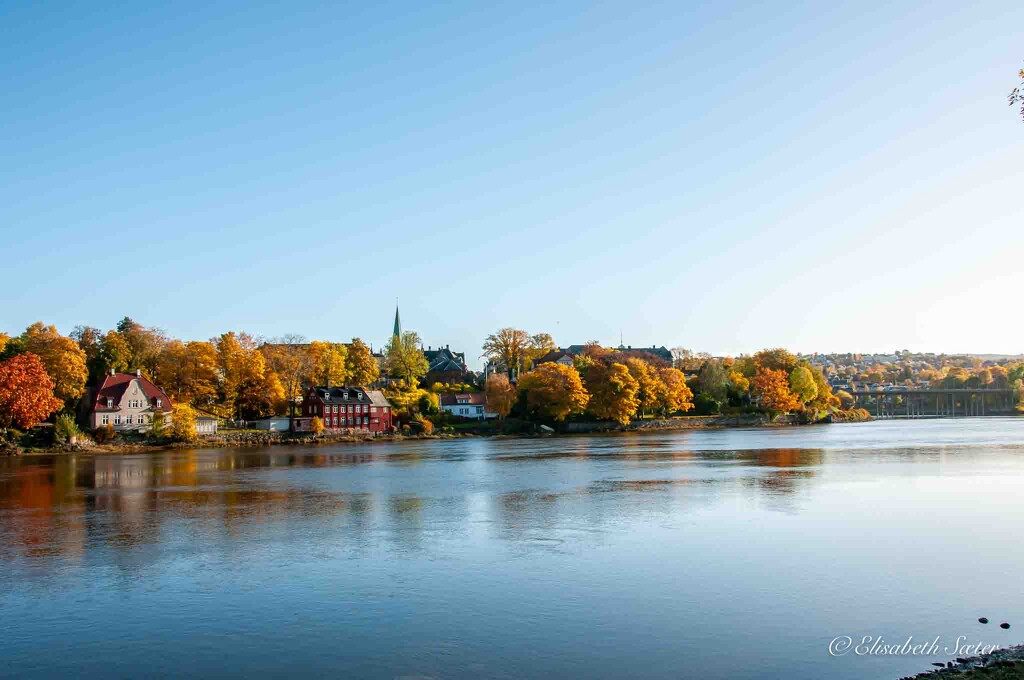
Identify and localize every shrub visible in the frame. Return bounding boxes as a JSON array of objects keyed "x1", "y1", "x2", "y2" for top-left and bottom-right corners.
[
  {"x1": 409, "y1": 417, "x2": 434, "y2": 435},
  {"x1": 170, "y1": 404, "x2": 197, "y2": 441},
  {"x1": 692, "y1": 392, "x2": 722, "y2": 415},
  {"x1": 93, "y1": 423, "x2": 115, "y2": 443},
  {"x1": 54, "y1": 413, "x2": 81, "y2": 442},
  {"x1": 311, "y1": 416, "x2": 324, "y2": 435}
]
